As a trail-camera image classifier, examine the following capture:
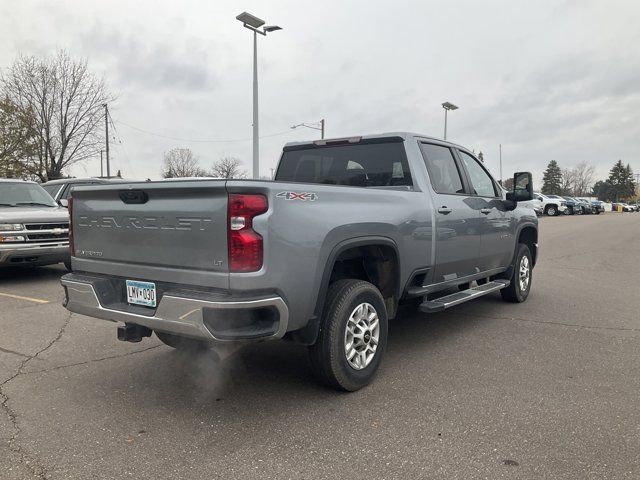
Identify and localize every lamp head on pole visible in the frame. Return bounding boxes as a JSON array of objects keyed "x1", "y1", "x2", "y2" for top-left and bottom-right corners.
[
  {"x1": 442, "y1": 101, "x2": 459, "y2": 111},
  {"x1": 236, "y1": 12, "x2": 265, "y2": 28}
]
